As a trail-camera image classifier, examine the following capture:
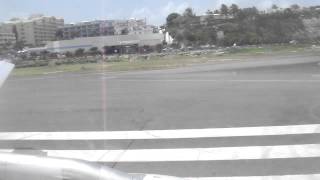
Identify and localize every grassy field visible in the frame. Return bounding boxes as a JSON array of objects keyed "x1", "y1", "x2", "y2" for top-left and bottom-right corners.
[
  {"x1": 12, "y1": 56, "x2": 208, "y2": 76},
  {"x1": 12, "y1": 44, "x2": 320, "y2": 76}
]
